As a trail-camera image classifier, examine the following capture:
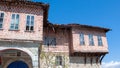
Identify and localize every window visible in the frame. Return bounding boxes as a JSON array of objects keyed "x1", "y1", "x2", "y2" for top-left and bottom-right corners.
[
  {"x1": 89, "y1": 34, "x2": 94, "y2": 45},
  {"x1": 26, "y1": 15, "x2": 34, "y2": 31},
  {"x1": 80, "y1": 33, "x2": 85, "y2": 45},
  {"x1": 43, "y1": 37, "x2": 56, "y2": 46},
  {"x1": 97, "y1": 36, "x2": 103, "y2": 46},
  {"x1": 0, "y1": 13, "x2": 4, "y2": 28},
  {"x1": 10, "y1": 14, "x2": 19, "y2": 30},
  {"x1": 56, "y1": 56, "x2": 63, "y2": 66}
]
